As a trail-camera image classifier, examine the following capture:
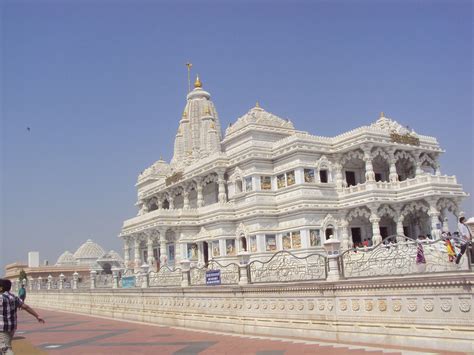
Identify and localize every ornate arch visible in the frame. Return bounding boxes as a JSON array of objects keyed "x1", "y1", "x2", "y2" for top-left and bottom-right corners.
[
  {"x1": 316, "y1": 155, "x2": 331, "y2": 169},
  {"x1": 400, "y1": 200, "x2": 430, "y2": 218},
  {"x1": 235, "y1": 222, "x2": 249, "y2": 239},
  {"x1": 346, "y1": 207, "x2": 371, "y2": 221},
  {"x1": 394, "y1": 150, "x2": 416, "y2": 164},
  {"x1": 341, "y1": 149, "x2": 364, "y2": 165},
  {"x1": 371, "y1": 147, "x2": 390, "y2": 162},
  {"x1": 377, "y1": 204, "x2": 397, "y2": 220},
  {"x1": 321, "y1": 214, "x2": 338, "y2": 229},
  {"x1": 419, "y1": 153, "x2": 437, "y2": 169},
  {"x1": 436, "y1": 198, "x2": 459, "y2": 217},
  {"x1": 229, "y1": 167, "x2": 243, "y2": 183}
]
